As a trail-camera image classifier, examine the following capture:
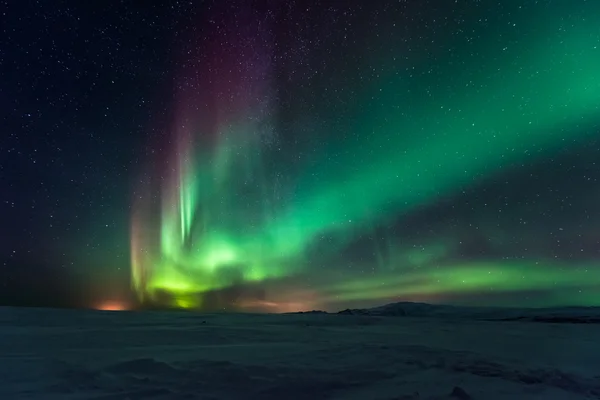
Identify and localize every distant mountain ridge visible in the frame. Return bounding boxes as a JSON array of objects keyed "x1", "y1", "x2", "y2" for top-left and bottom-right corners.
[{"x1": 296, "y1": 302, "x2": 600, "y2": 323}]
